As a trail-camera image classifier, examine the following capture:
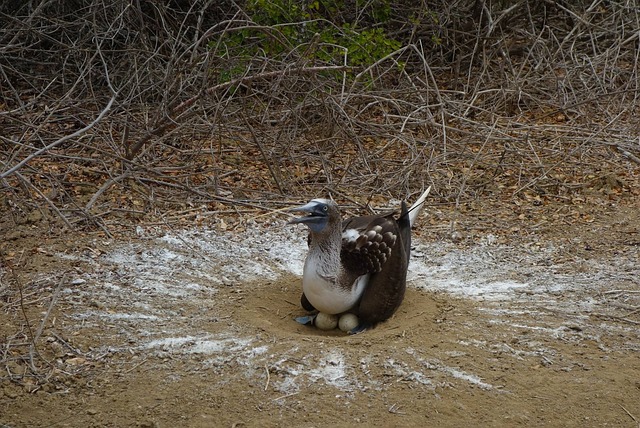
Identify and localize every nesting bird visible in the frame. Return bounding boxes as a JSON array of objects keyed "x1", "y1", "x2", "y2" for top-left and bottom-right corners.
[{"x1": 288, "y1": 187, "x2": 431, "y2": 333}]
